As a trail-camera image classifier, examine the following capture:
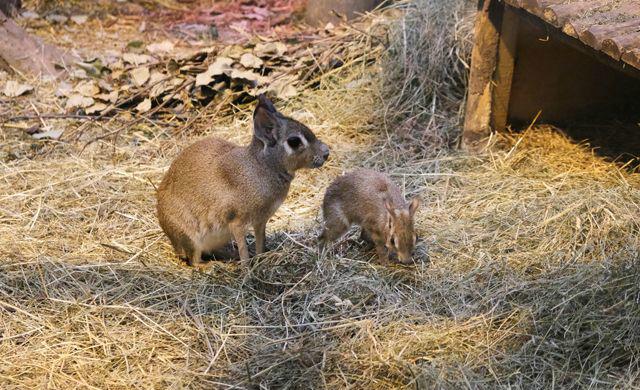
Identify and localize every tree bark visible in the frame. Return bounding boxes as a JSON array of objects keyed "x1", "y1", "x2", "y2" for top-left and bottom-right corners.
[{"x1": 0, "y1": 8, "x2": 75, "y2": 78}]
